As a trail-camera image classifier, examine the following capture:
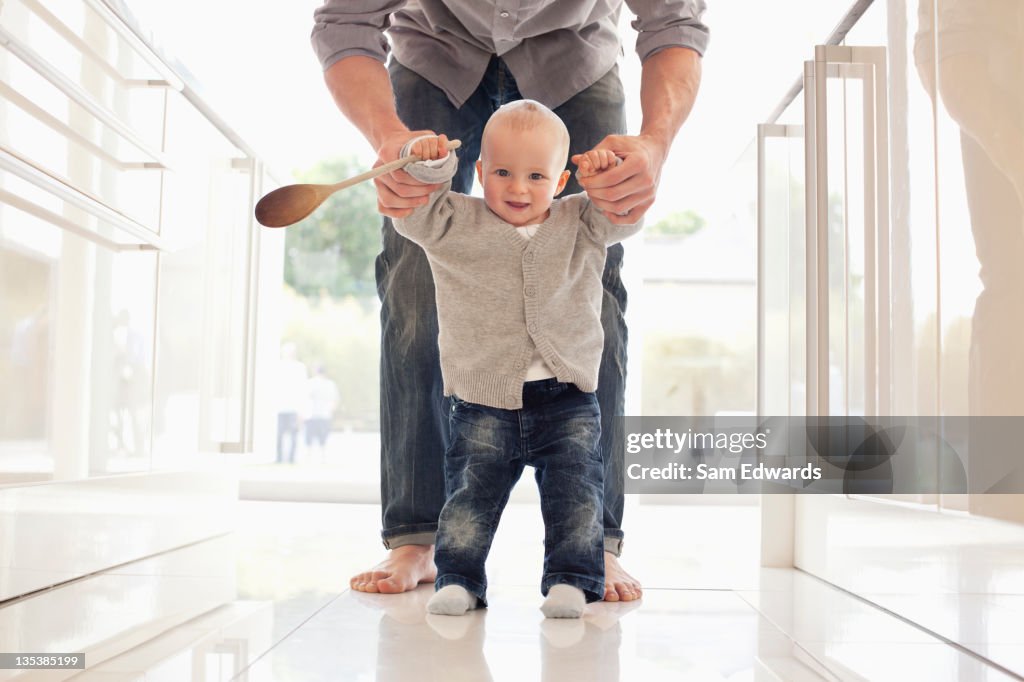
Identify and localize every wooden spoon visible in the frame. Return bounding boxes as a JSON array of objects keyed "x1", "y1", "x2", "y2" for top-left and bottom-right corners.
[{"x1": 255, "y1": 139, "x2": 462, "y2": 228}]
